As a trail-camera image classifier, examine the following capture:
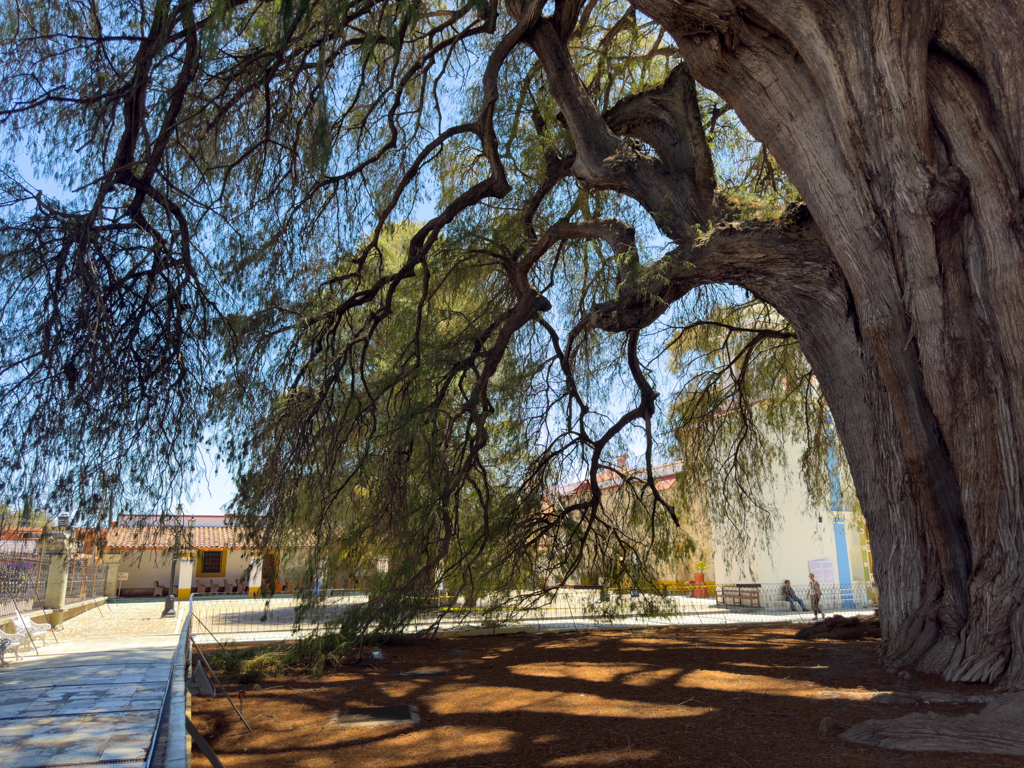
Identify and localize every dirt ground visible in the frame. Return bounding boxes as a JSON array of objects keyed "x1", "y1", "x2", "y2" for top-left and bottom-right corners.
[{"x1": 190, "y1": 624, "x2": 1023, "y2": 768}]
